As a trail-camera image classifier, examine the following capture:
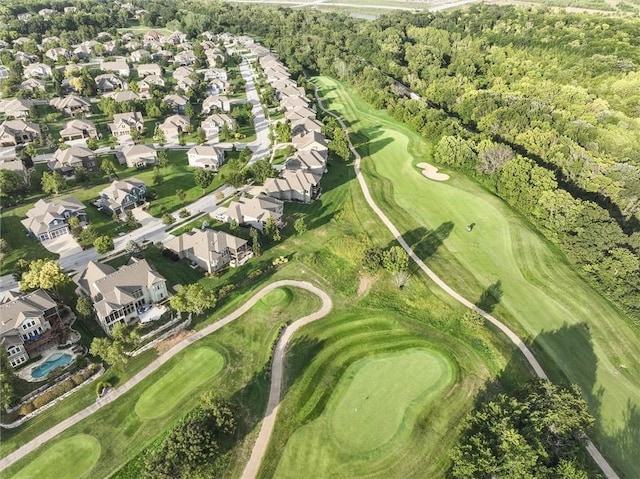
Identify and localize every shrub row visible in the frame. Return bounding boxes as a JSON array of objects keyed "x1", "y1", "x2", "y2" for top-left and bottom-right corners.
[{"x1": 18, "y1": 363, "x2": 100, "y2": 416}]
